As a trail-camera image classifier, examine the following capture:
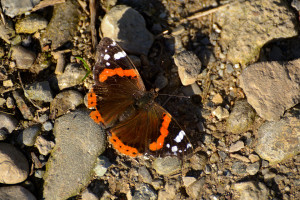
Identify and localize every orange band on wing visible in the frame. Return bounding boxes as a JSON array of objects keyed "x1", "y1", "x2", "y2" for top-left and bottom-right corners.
[
  {"x1": 149, "y1": 113, "x2": 171, "y2": 151},
  {"x1": 99, "y1": 68, "x2": 137, "y2": 82},
  {"x1": 87, "y1": 90, "x2": 97, "y2": 108},
  {"x1": 109, "y1": 133, "x2": 141, "y2": 157},
  {"x1": 90, "y1": 110, "x2": 104, "y2": 124}
]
